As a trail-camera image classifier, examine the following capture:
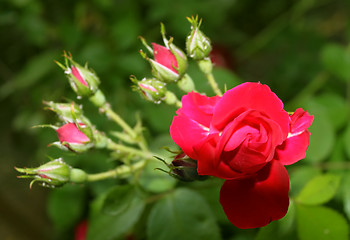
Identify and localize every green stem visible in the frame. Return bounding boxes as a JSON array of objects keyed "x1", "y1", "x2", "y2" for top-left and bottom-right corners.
[
  {"x1": 102, "y1": 104, "x2": 136, "y2": 139},
  {"x1": 106, "y1": 141, "x2": 153, "y2": 159},
  {"x1": 197, "y1": 59, "x2": 222, "y2": 96},
  {"x1": 86, "y1": 160, "x2": 147, "y2": 182},
  {"x1": 206, "y1": 72, "x2": 222, "y2": 96}
]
